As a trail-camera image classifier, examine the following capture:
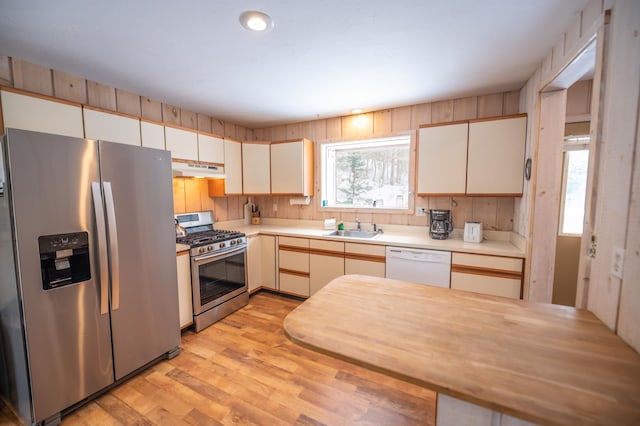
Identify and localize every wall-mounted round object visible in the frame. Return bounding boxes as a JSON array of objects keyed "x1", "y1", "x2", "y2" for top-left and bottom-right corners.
[{"x1": 524, "y1": 158, "x2": 532, "y2": 180}]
